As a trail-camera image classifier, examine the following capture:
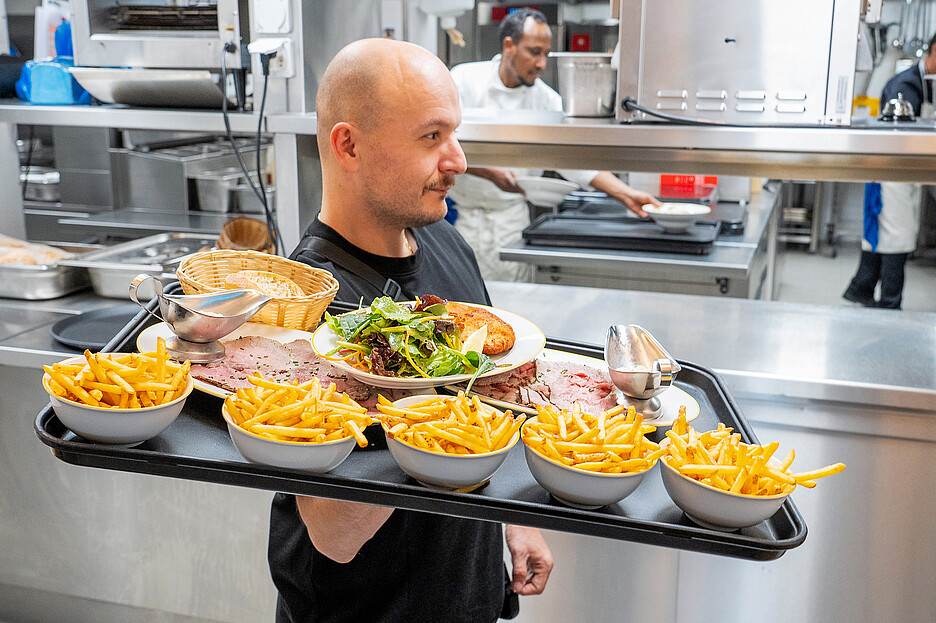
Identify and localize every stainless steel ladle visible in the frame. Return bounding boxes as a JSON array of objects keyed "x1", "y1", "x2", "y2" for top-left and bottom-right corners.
[
  {"x1": 604, "y1": 324, "x2": 681, "y2": 418},
  {"x1": 129, "y1": 273, "x2": 271, "y2": 363}
]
